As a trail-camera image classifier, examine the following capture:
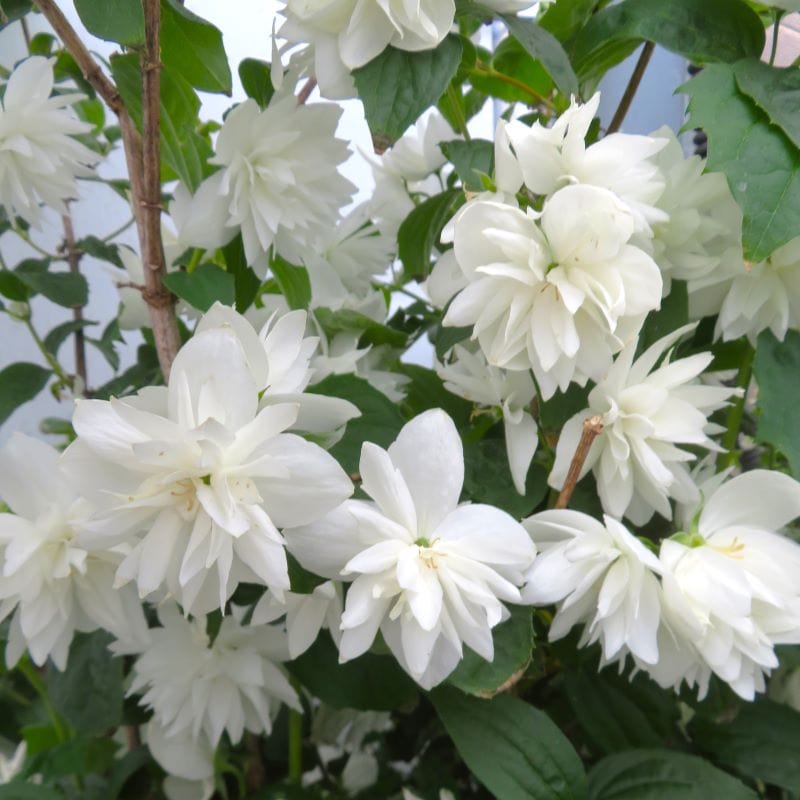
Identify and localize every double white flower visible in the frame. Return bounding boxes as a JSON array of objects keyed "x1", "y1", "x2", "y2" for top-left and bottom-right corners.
[
  {"x1": 549, "y1": 325, "x2": 738, "y2": 524},
  {"x1": 287, "y1": 410, "x2": 536, "y2": 689}
]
